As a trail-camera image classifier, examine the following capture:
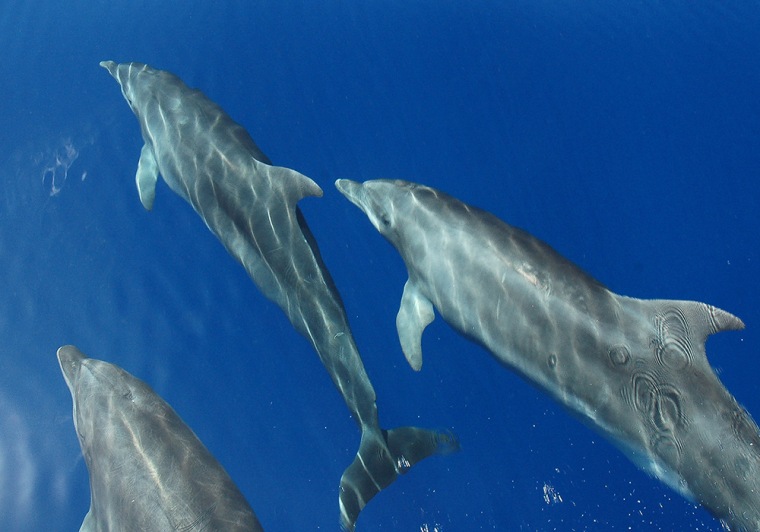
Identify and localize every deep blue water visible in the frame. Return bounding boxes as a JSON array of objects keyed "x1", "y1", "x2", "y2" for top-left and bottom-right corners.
[{"x1": 1, "y1": 1, "x2": 758, "y2": 530}]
